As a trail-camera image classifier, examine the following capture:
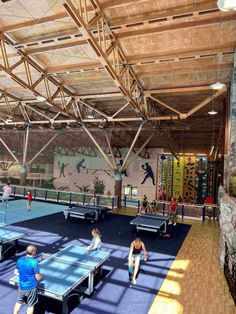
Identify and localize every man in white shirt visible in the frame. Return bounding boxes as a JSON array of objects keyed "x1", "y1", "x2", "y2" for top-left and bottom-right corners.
[
  {"x1": 2, "y1": 182, "x2": 11, "y2": 205},
  {"x1": 1, "y1": 183, "x2": 11, "y2": 224}
]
